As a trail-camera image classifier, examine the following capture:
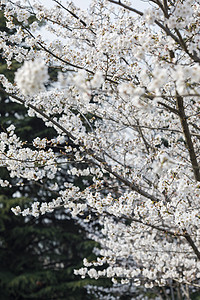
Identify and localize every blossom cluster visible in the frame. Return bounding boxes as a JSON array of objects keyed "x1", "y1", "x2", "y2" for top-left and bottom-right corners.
[
  {"x1": 1, "y1": 0, "x2": 200, "y2": 297},
  {"x1": 15, "y1": 59, "x2": 49, "y2": 95}
]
